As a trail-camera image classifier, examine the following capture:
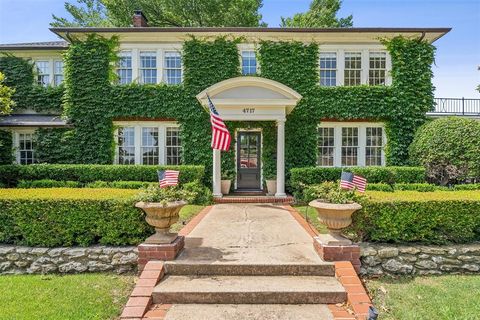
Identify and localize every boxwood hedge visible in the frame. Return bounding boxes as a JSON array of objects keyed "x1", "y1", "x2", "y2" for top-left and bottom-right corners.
[
  {"x1": 0, "y1": 164, "x2": 205, "y2": 187},
  {"x1": 349, "y1": 191, "x2": 480, "y2": 244},
  {"x1": 0, "y1": 188, "x2": 152, "y2": 247}
]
